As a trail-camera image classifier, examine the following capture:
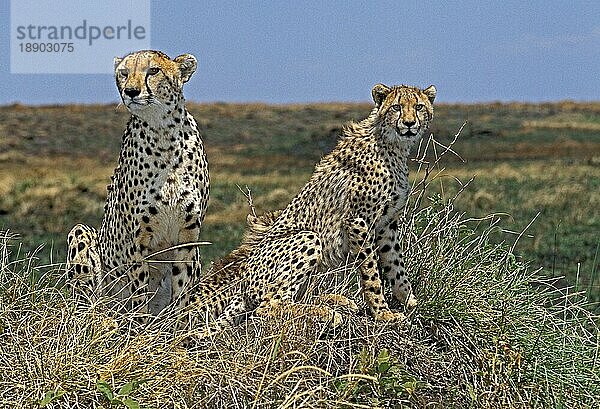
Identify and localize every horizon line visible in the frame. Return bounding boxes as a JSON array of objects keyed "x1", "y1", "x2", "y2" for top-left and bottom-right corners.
[{"x1": 2, "y1": 98, "x2": 600, "y2": 108}]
